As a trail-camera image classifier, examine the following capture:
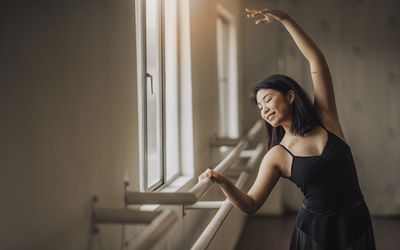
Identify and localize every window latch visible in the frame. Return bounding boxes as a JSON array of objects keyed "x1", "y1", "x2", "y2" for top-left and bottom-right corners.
[{"x1": 145, "y1": 73, "x2": 154, "y2": 94}]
